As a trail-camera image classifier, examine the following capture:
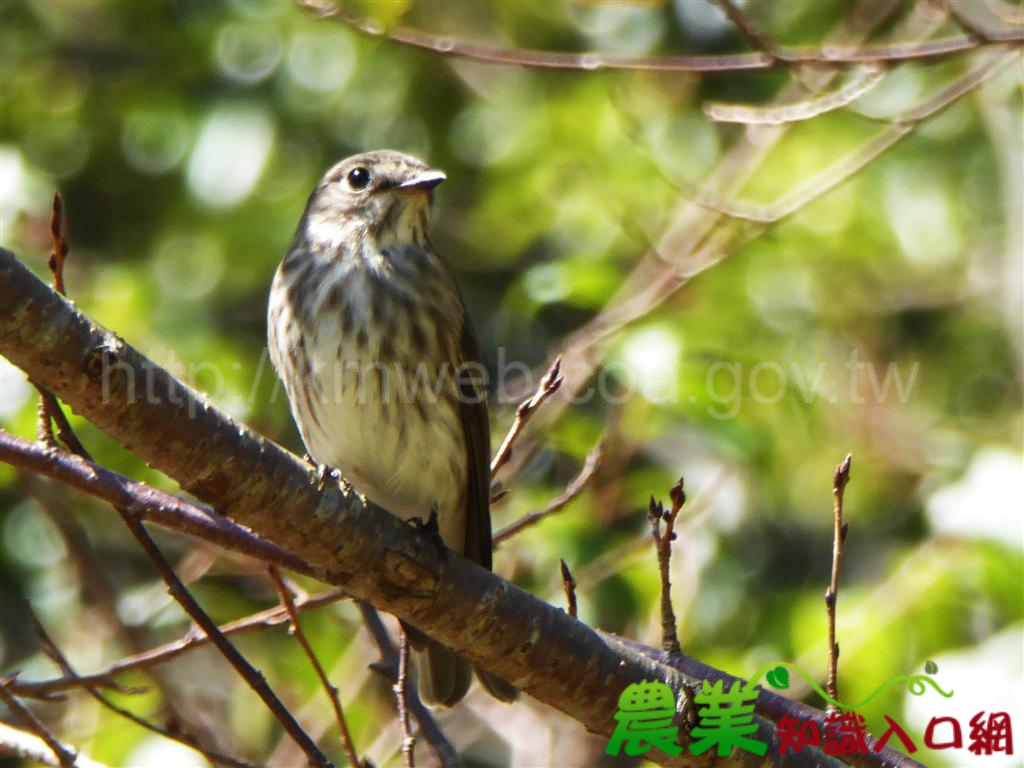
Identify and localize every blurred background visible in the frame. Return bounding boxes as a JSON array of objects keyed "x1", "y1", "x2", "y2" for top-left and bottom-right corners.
[{"x1": 1, "y1": 1, "x2": 1021, "y2": 766}]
